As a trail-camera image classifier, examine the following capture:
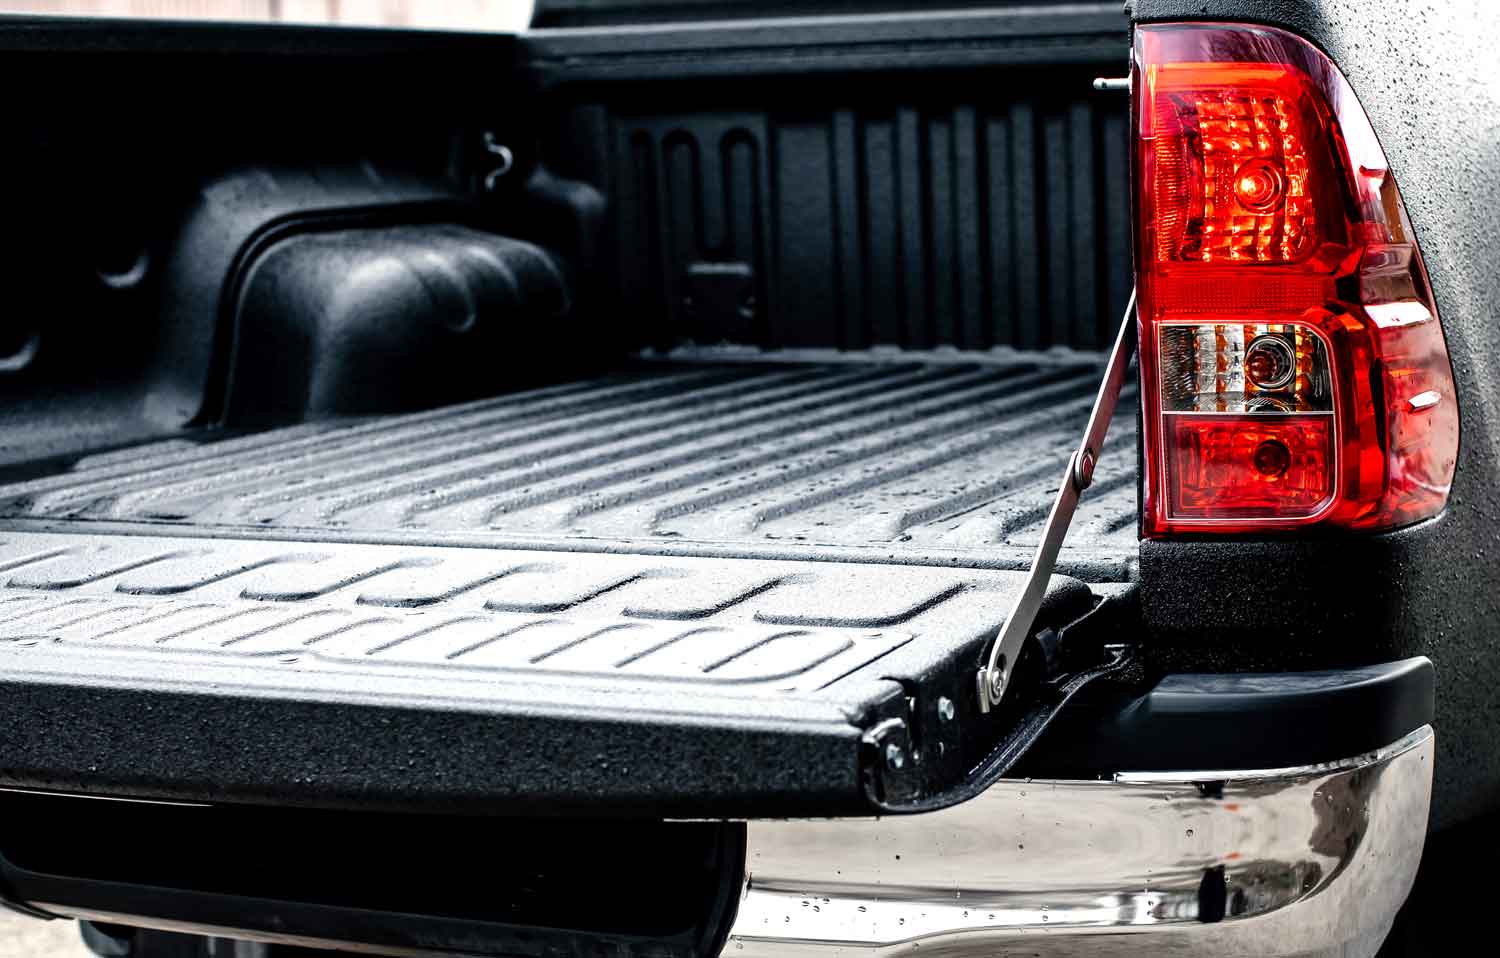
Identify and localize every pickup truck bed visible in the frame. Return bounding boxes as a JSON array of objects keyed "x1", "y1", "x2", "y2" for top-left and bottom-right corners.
[
  {"x1": 0, "y1": 3, "x2": 1485, "y2": 956},
  {"x1": 0, "y1": 0, "x2": 1145, "y2": 824},
  {"x1": 0, "y1": 351, "x2": 1133, "y2": 816}
]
